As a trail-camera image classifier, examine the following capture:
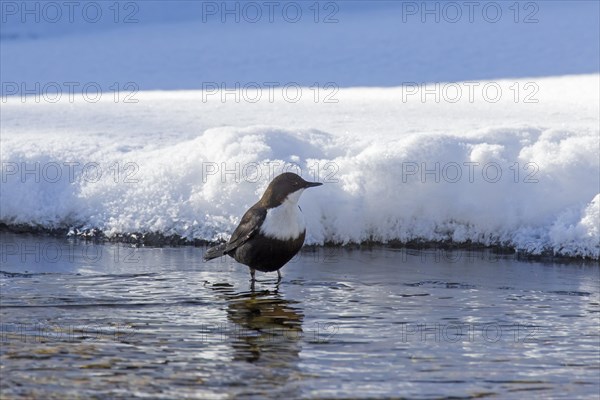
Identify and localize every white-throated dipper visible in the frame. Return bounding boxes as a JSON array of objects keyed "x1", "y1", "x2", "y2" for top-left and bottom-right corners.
[{"x1": 203, "y1": 172, "x2": 322, "y2": 282}]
